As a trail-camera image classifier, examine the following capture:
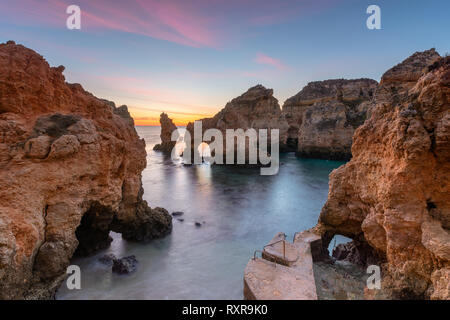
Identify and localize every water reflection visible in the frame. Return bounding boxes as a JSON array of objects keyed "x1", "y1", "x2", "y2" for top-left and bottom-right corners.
[{"x1": 56, "y1": 126, "x2": 345, "y2": 300}]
